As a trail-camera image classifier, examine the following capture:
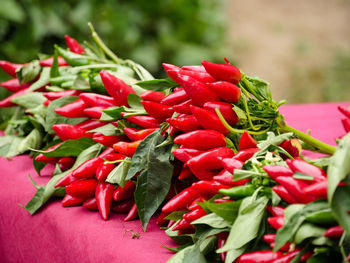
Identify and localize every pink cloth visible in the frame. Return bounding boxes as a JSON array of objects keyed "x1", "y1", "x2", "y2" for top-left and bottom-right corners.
[{"x1": 0, "y1": 102, "x2": 348, "y2": 263}]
